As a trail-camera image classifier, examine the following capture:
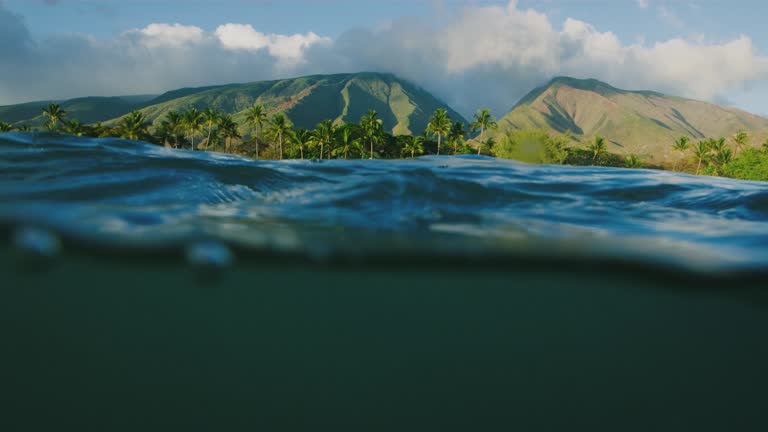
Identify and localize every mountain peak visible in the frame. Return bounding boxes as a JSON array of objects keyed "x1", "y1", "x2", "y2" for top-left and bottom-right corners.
[
  {"x1": 498, "y1": 77, "x2": 768, "y2": 165},
  {"x1": 516, "y1": 77, "x2": 664, "y2": 109},
  {"x1": 547, "y1": 76, "x2": 620, "y2": 94}
]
